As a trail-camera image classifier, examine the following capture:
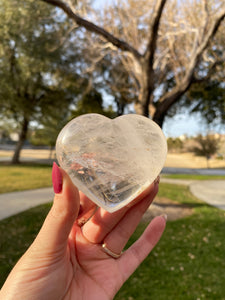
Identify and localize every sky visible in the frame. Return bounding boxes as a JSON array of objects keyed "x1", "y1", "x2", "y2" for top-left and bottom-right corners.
[
  {"x1": 163, "y1": 112, "x2": 211, "y2": 138},
  {"x1": 162, "y1": 110, "x2": 225, "y2": 137}
]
